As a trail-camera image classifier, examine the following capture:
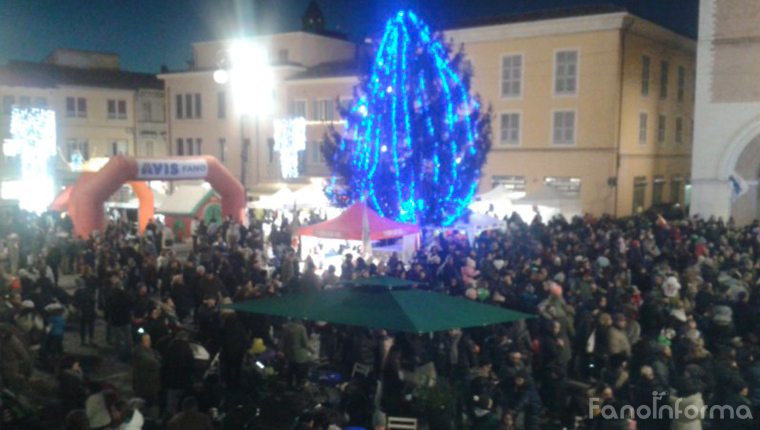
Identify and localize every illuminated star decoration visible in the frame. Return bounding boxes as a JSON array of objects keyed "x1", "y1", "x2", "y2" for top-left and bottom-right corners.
[
  {"x1": 273, "y1": 117, "x2": 307, "y2": 178},
  {"x1": 323, "y1": 10, "x2": 491, "y2": 226},
  {"x1": 7, "y1": 107, "x2": 57, "y2": 213}
]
